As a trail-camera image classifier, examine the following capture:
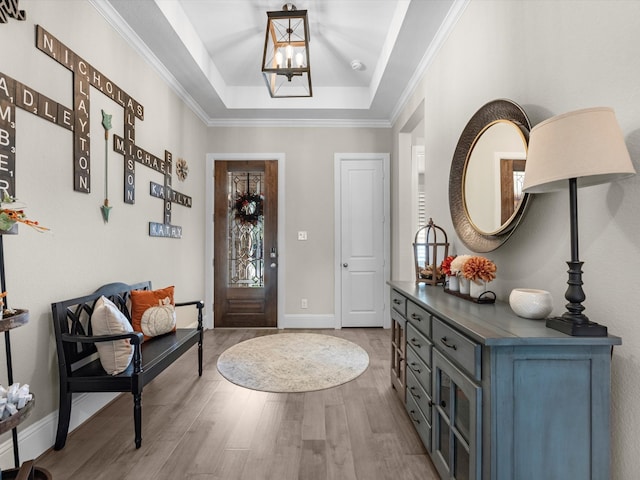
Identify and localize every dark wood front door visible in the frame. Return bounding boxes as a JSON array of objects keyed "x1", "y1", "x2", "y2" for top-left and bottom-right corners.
[{"x1": 214, "y1": 160, "x2": 278, "y2": 328}]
